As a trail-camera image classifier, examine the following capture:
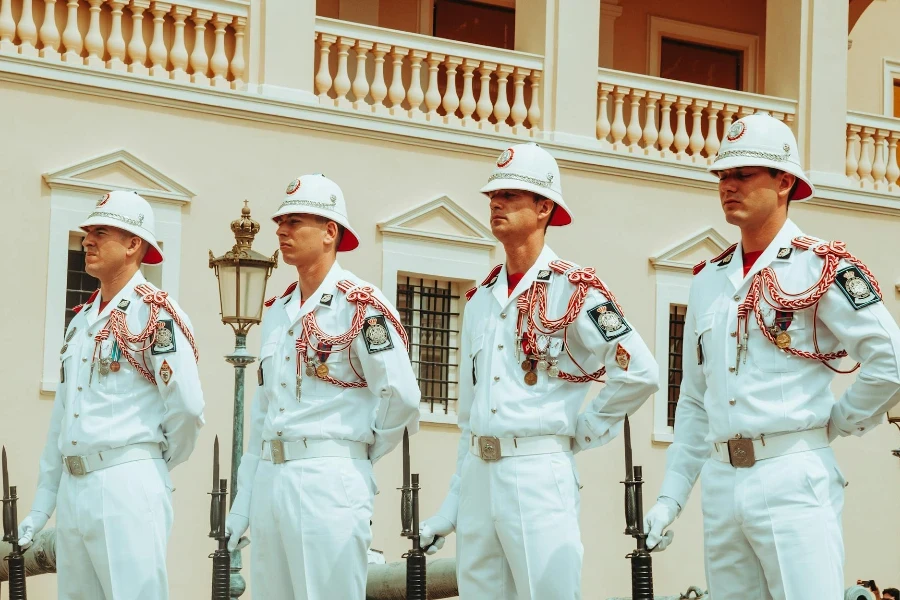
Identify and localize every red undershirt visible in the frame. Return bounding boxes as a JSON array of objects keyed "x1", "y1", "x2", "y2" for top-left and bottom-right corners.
[
  {"x1": 742, "y1": 250, "x2": 764, "y2": 277},
  {"x1": 98, "y1": 300, "x2": 110, "y2": 312},
  {"x1": 507, "y1": 272, "x2": 525, "y2": 295}
]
